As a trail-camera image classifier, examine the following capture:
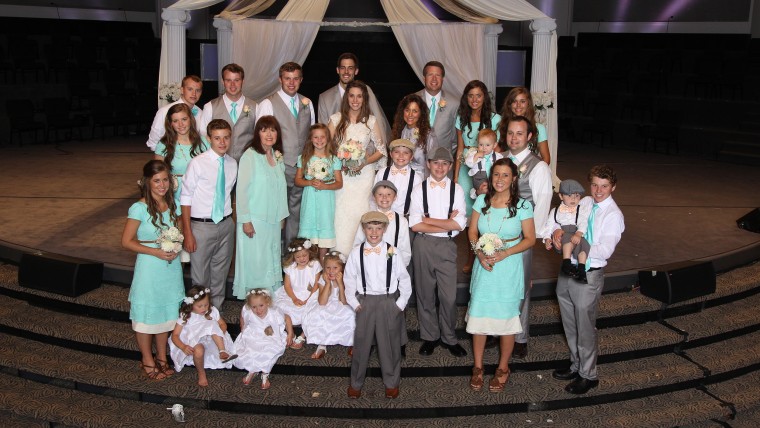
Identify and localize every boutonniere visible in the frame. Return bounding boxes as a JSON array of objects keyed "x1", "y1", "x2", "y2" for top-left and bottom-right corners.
[
  {"x1": 274, "y1": 150, "x2": 283, "y2": 164},
  {"x1": 438, "y1": 98, "x2": 447, "y2": 112},
  {"x1": 386, "y1": 246, "x2": 396, "y2": 259},
  {"x1": 518, "y1": 164, "x2": 528, "y2": 178},
  {"x1": 243, "y1": 105, "x2": 251, "y2": 118},
  {"x1": 301, "y1": 97, "x2": 310, "y2": 110}
]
